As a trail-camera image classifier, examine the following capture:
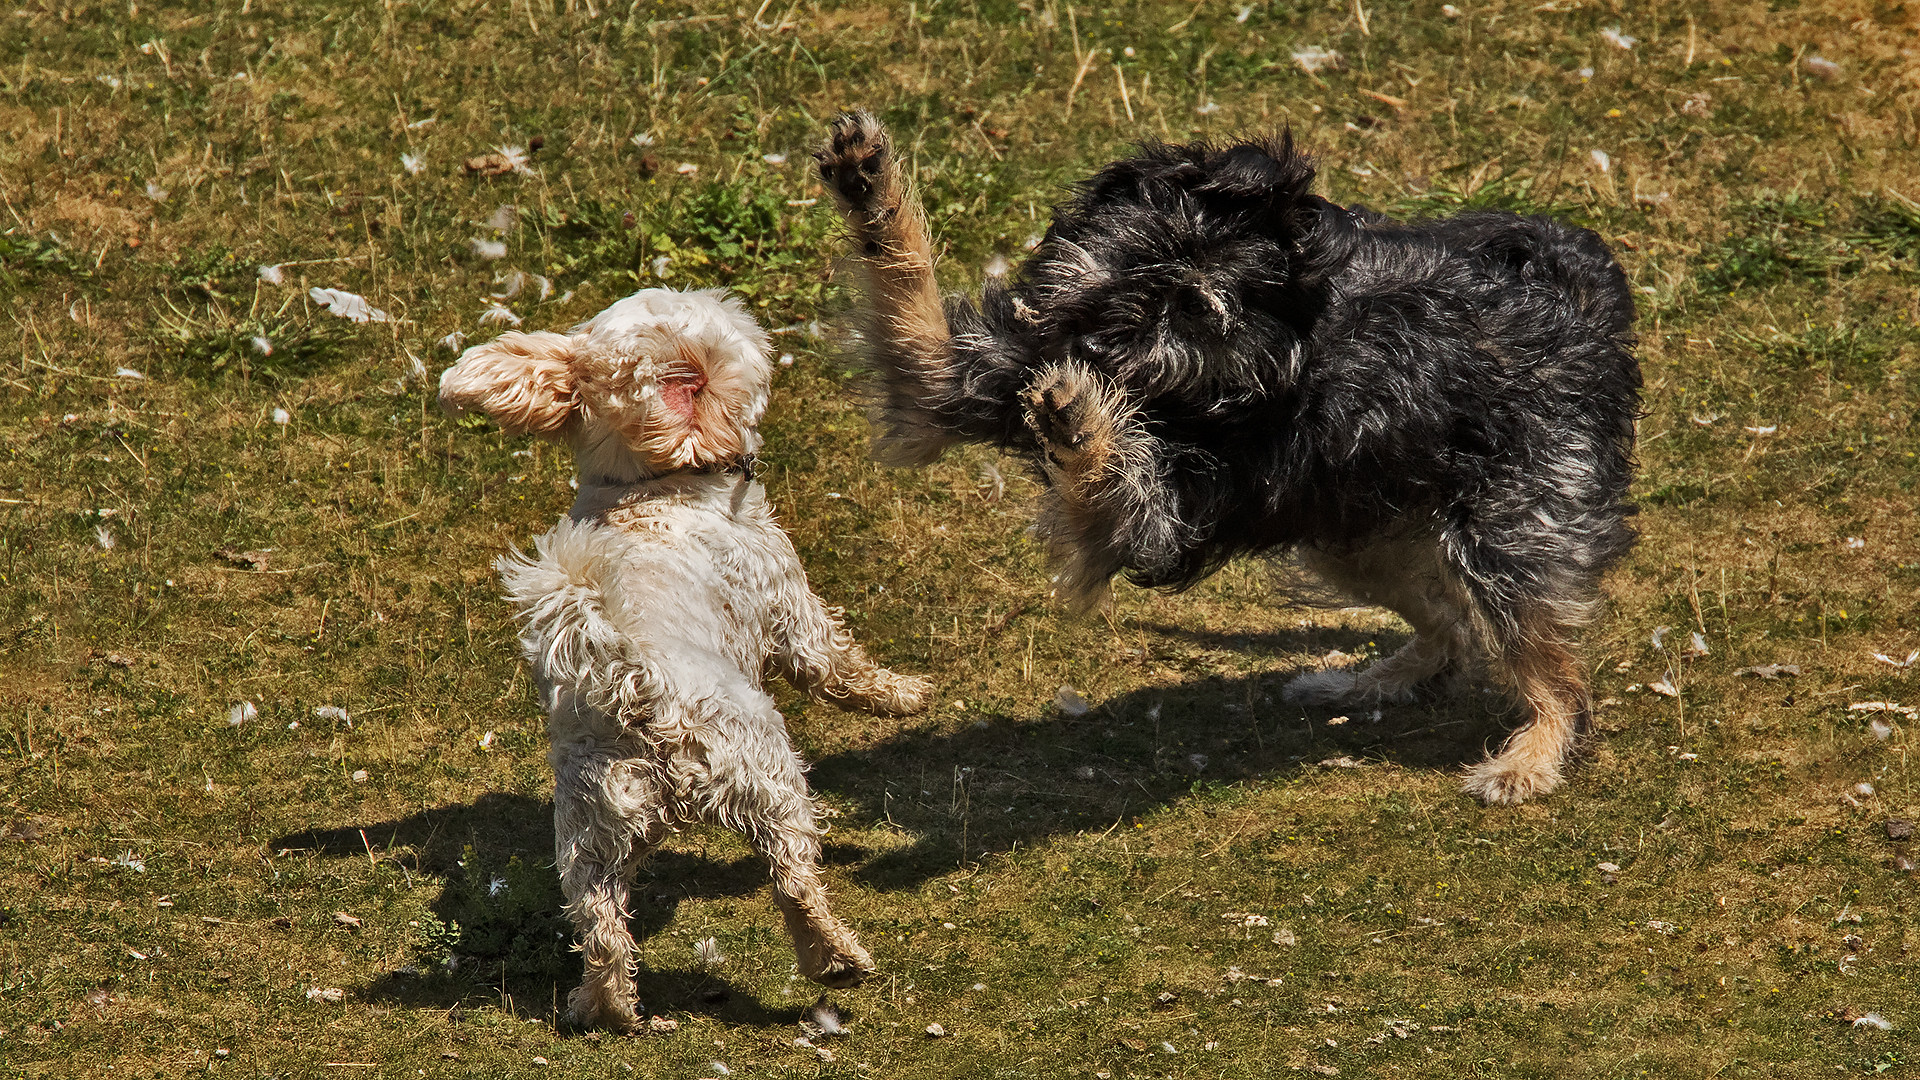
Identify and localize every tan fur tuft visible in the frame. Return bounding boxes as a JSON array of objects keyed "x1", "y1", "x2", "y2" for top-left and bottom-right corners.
[{"x1": 438, "y1": 330, "x2": 579, "y2": 436}]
